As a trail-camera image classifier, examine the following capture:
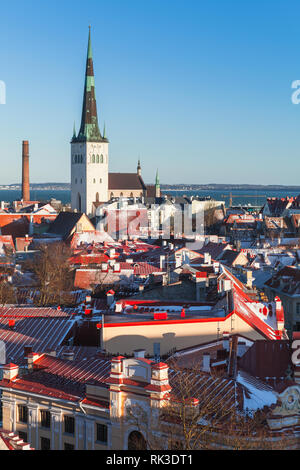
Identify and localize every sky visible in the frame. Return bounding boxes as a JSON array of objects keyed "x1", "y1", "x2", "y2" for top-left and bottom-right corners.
[{"x1": 1, "y1": 0, "x2": 300, "y2": 185}]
